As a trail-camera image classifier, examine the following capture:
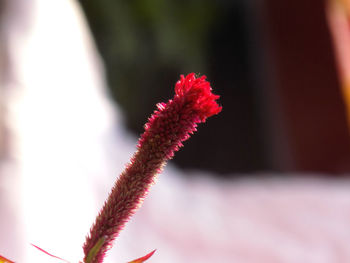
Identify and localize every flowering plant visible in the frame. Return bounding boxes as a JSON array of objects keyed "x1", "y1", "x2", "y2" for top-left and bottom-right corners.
[
  {"x1": 0, "y1": 73, "x2": 221, "y2": 263},
  {"x1": 83, "y1": 73, "x2": 221, "y2": 263}
]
